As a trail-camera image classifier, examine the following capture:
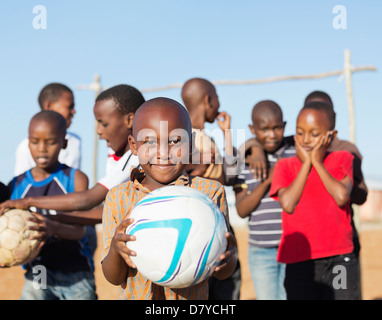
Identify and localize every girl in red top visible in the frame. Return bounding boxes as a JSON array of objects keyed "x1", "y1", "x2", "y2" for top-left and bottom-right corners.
[{"x1": 270, "y1": 101, "x2": 360, "y2": 300}]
